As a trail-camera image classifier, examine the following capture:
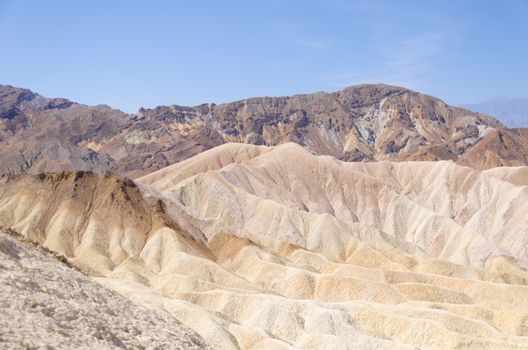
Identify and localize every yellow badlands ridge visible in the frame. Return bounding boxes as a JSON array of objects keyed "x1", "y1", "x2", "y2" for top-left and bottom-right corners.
[{"x1": 2, "y1": 142, "x2": 528, "y2": 349}]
